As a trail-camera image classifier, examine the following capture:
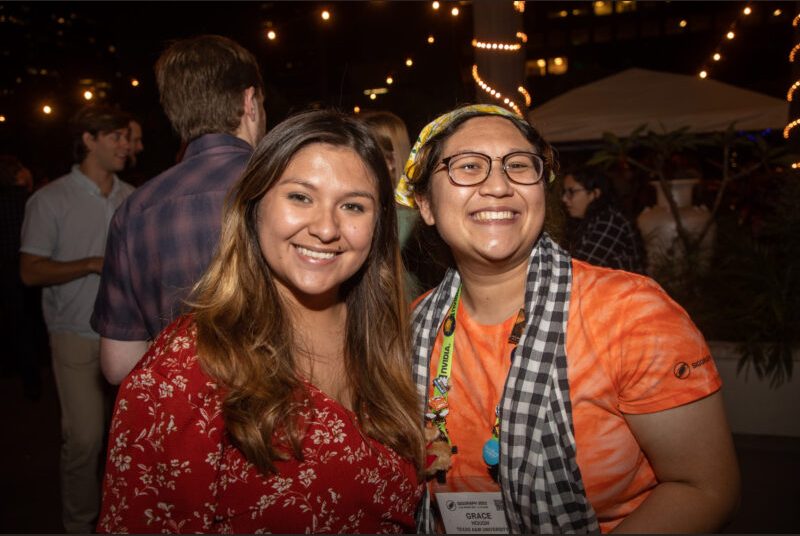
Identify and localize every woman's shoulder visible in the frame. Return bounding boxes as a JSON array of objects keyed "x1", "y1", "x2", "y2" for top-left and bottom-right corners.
[{"x1": 571, "y1": 260, "x2": 665, "y2": 304}]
